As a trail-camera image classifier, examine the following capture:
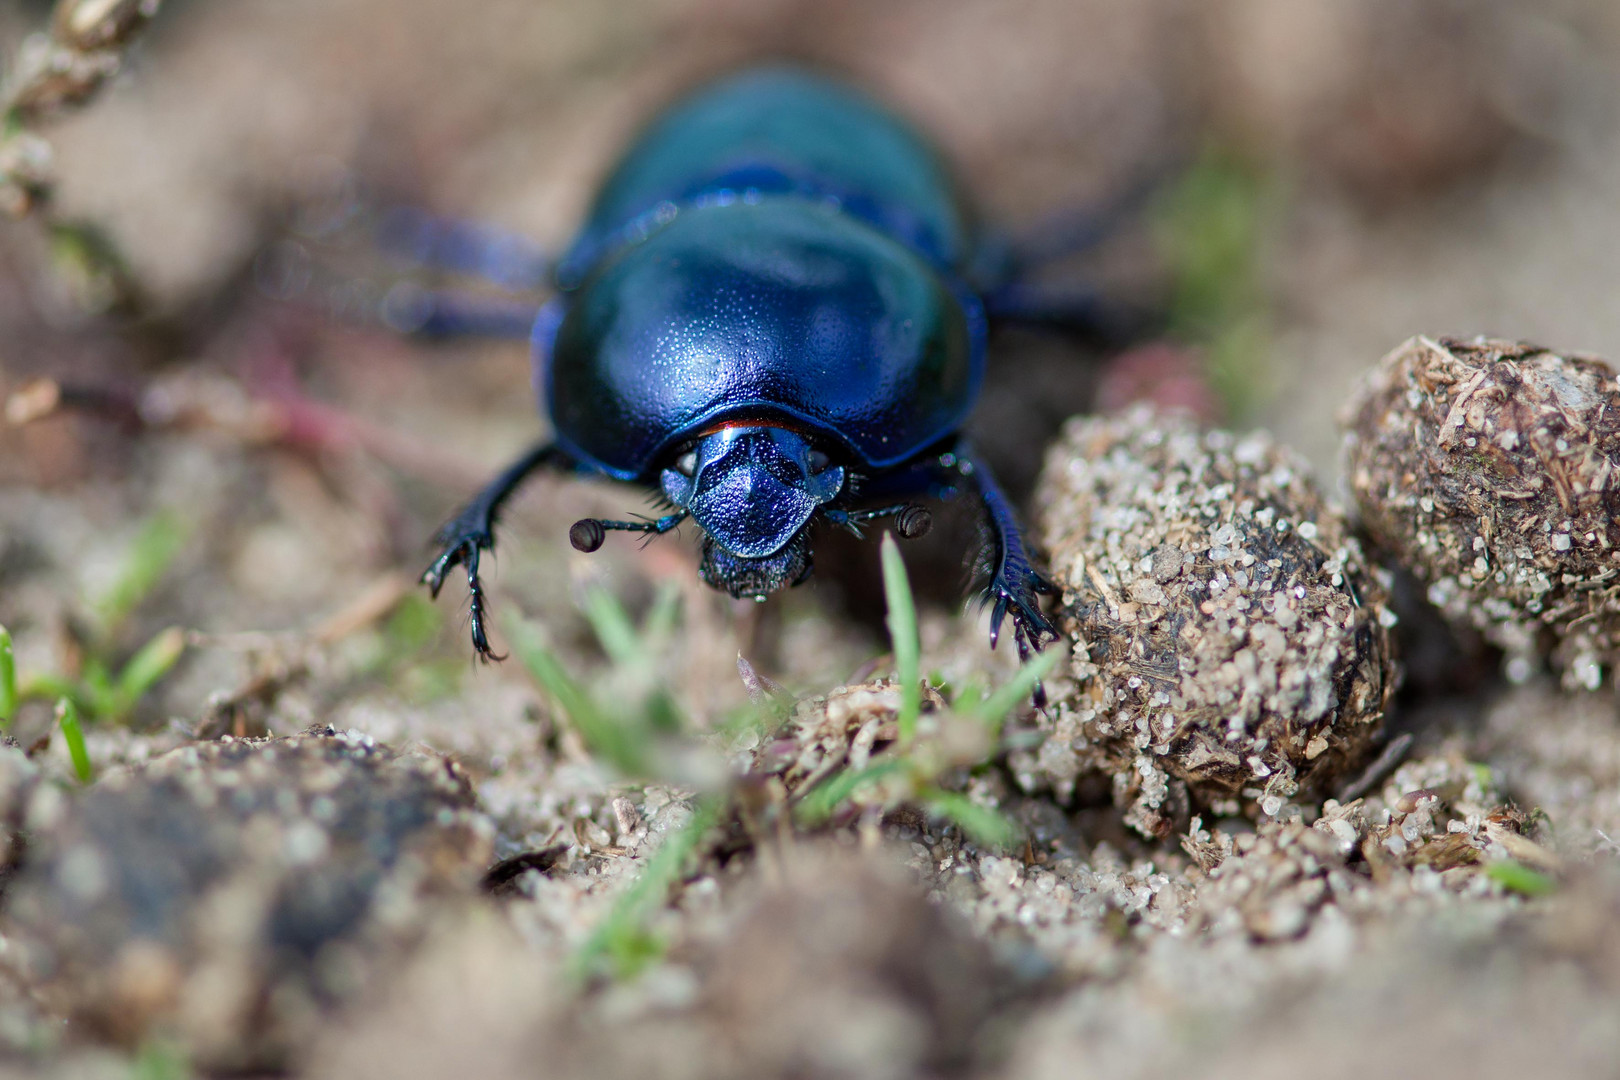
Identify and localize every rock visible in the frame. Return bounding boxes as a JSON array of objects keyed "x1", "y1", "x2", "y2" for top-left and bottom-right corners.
[
  {"x1": 1033, "y1": 406, "x2": 1396, "y2": 836},
  {"x1": 1343, "y1": 336, "x2": 1620, "y2": 689},
  {"x1": 1, "y1": 727, "x2": 493, "y2": 1070}
]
